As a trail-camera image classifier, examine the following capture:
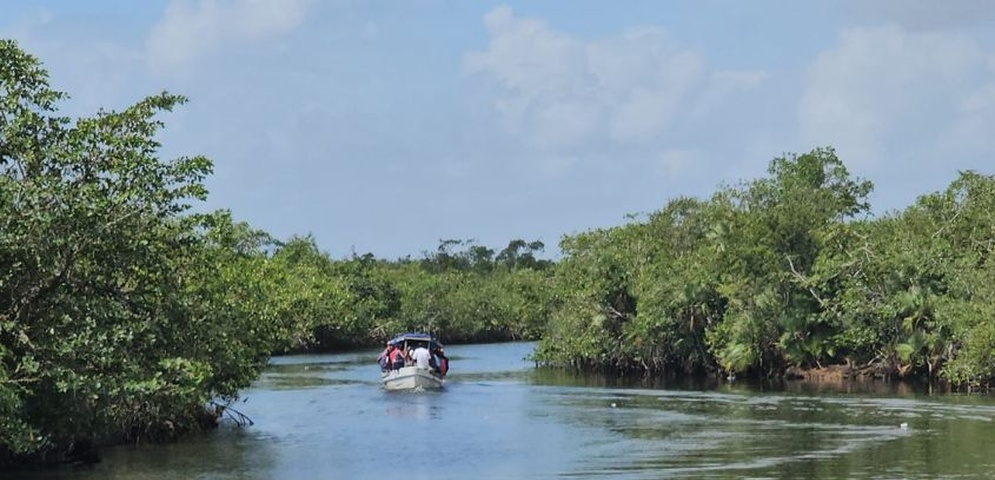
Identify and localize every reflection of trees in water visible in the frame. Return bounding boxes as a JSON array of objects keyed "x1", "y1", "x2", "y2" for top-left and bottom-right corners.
[
  {"x1": 535, "y1": 372, "x2": 995, "y2": 479},
  {"x1": 23, "y1": 342, "x2": 995, "y2": 480},
  {"x1": 51, "y1": 428, "x2": 278, "y2": 480},
  {"x1": 529, "y1": 366, "x2": 943, "y2": 396},
  {"x1": 776, "y1": 377, "x2": 938, "y2": 396},
  {"x1": 528, "y1": 367, "x2": 722, "y2": 390}
]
